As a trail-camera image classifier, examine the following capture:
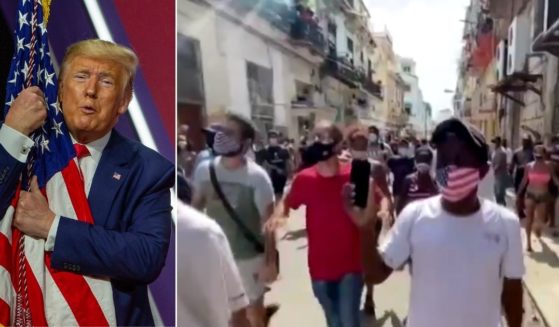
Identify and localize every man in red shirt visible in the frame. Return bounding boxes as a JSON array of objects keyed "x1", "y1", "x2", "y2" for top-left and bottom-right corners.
[{"x1": 275, "y1": 121, "x2": 387, "y2": 327}]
